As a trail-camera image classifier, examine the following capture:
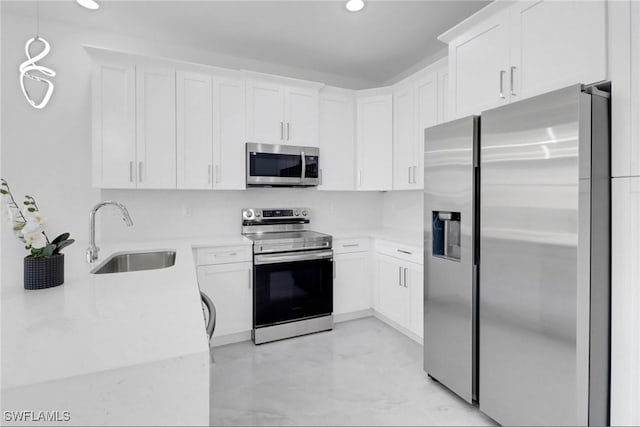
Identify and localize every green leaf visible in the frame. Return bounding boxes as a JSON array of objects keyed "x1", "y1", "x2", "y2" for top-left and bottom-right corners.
[
  {"x1": 27, "y1": 207, "x2": 35, "y2": 212},
  {"x1": 53, "y1": 239, "x2": 75, "y2": 254},
  {"x1": 42, "y1": 245, "x2": 56, "y2": 257},
  {"x1": 51, "y1": 233, "x2": 70, "y2": 246},
  {"x1": 0, "y1": 190, "x2": 8, "y2": 195},
  {"x1": 13, "y1": 222, "x2": 25, "y2": 231}
]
